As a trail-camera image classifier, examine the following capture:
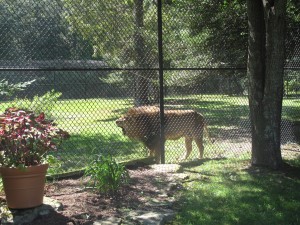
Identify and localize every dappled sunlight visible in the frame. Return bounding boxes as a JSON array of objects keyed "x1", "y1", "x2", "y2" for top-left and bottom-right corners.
[{"x1": 174, "y1": 159, "x2": 300, "y2": 225}]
